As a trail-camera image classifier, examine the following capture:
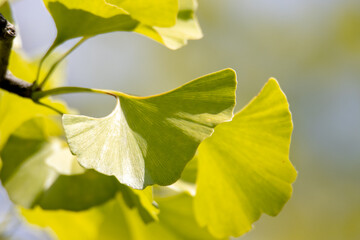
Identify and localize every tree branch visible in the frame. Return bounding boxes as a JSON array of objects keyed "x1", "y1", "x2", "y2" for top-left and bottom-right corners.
[
  {"x1": 0, "y1": 13, "x2": 33, "y2": 98},
  {"x1": 0, "y1": 71, "x2": 32, "y2": 97},
  {"x1": 0, "y1": 13, "x2": 15, "y2": 79}
]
